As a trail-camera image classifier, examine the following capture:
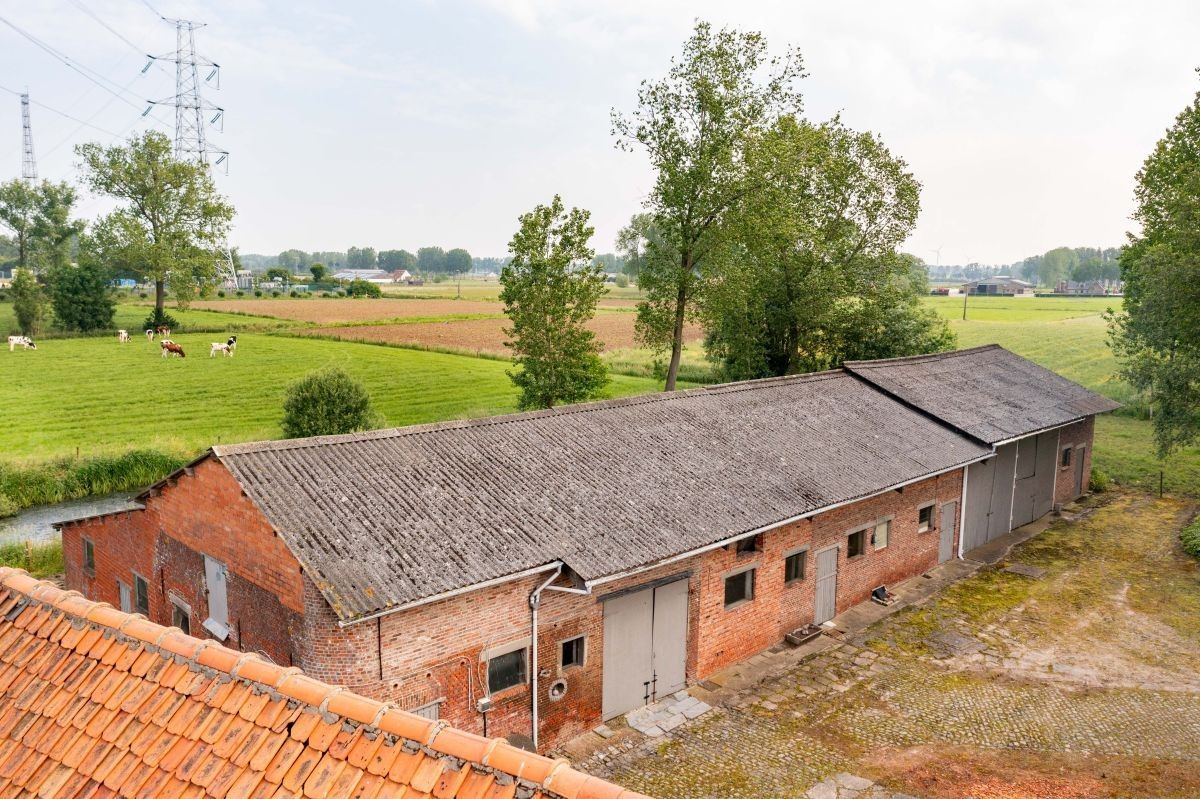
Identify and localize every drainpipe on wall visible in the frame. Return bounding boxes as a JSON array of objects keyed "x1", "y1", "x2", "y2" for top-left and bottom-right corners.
[
  {"x1": 528, "y1": 563, "x2": 591, "y2": 752},
  {"x1": 957, "y1": 464, "x2": 970, "y2": 559}
]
